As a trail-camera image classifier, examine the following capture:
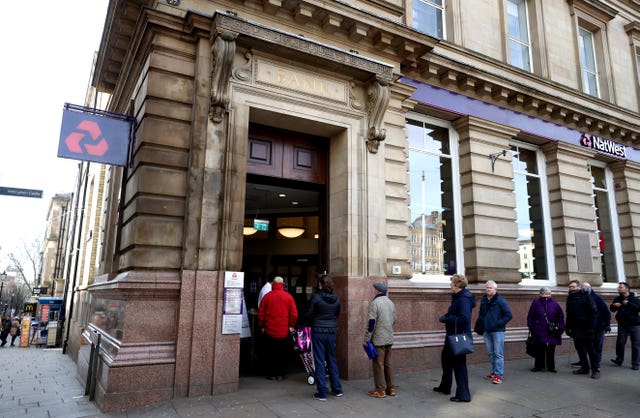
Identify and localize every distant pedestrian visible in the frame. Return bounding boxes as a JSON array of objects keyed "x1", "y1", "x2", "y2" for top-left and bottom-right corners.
[
  {"x1": 434, "y1": 274, "x2": 476, "y2": 403},
  {"x1": 10, "y1": 317, "x2": 20, "y2": 346},
  {"x1": 475, "y1": 280, "x2": 512, "y2": 384},
  {"x1": 581, "y1": 282, "x2": 611, "y2": 370},
  {"x1": 565, "y1": 280, "x2": 599, "y2": 379},
  {"x1": 527, "y1": 287, "x2": 565, "y2": 372},
  {"x1": 0, "y1": 316, "x2": 10, "y2": 347},
  {"x1": 363, "y1": 282, "x2": 396, "y2": 399},
  {"x1": 257, "y1": 276, "x2": 298, "y2": 381},
  {"x1": 304, "y1": 274, "x2": 343, "y2": 401},
  {"x1": 609, "y1": 282, "x2": 640, "y2": 370}
]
